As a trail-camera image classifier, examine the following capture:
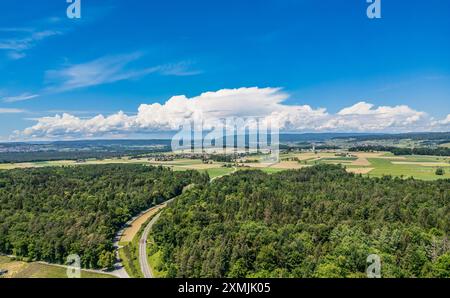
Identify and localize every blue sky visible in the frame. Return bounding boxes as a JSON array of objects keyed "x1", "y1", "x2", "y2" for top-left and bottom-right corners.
[{"x1": 0, "y1": 0, "x2": 449, "y2": 140}]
